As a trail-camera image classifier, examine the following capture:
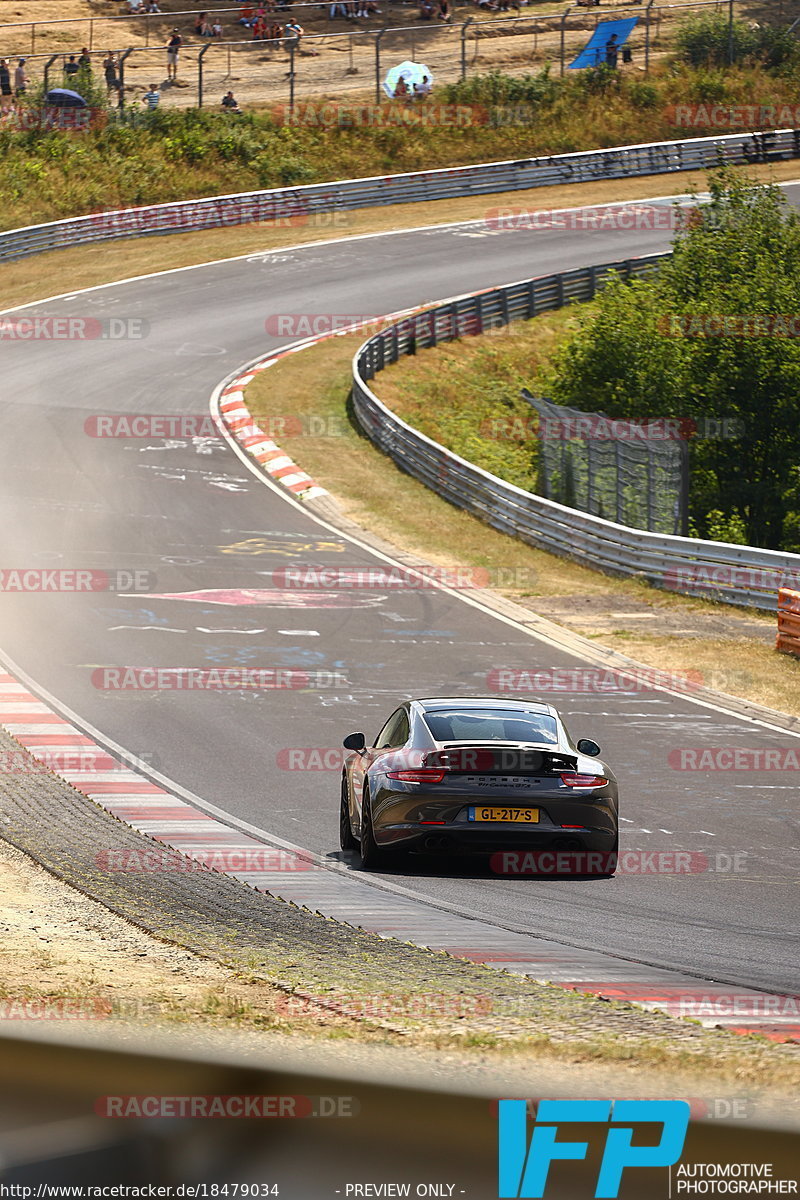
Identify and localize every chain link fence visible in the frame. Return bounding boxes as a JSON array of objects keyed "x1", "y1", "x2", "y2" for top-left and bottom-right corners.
[{"x1": 521, "y1": 391, "x2": 689, "y2": 536}]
